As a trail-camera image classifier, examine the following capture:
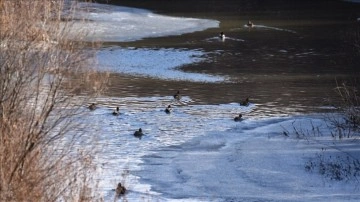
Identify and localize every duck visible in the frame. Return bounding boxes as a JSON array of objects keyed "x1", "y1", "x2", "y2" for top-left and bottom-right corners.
[
  {"x1": 240, "y1": 97, "x2": 250, "y2": 106},
  {"x1": 165, "y1": 105, "x2": 172, "y2": 114},
  {"x1": 115, "y1": 182, "x2": 126, "y2": 196},
  {"x1": 88, "y1": 103, "x2": 96, "y2": 111},
  {"x1": 247, "y1": 20, "x2": 254, "y2": 28},
  {"x1": 219, "y1": 32, "x2": 226, "y2": 40},
  {"x1": 134, "y1": 128, "x2": 144, "y2": 139},
  {"x1": 112, "y1": 107, "x2": 120, "y2": 116},
  {"x1": 234, "y1": 114, "x2": 243, "y2": 122},
  {"x1": 173, "y1": 90, "x2": 181, "y2": 101}
]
